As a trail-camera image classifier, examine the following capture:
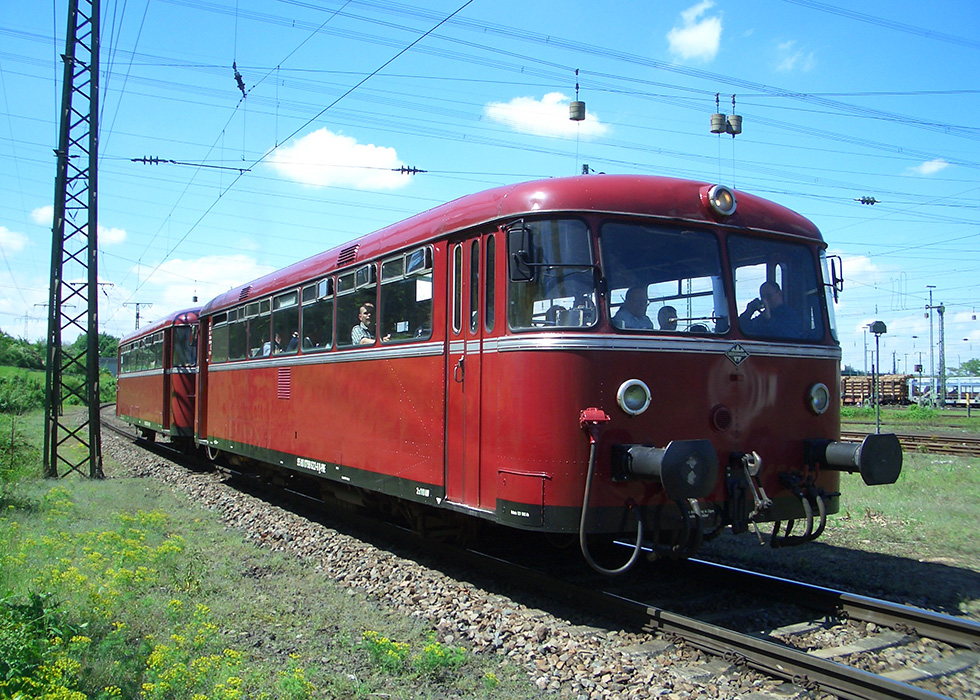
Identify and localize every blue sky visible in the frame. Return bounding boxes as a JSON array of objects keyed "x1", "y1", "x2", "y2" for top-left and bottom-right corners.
[{"x1": 1, "y1": 0, "x2": 978, "y2": 376}]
